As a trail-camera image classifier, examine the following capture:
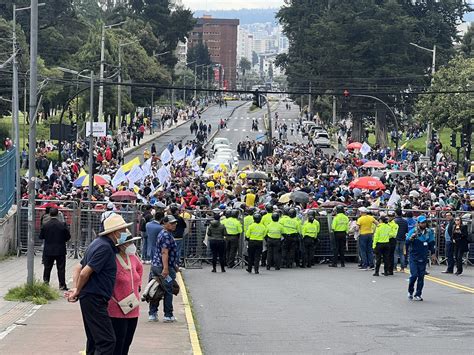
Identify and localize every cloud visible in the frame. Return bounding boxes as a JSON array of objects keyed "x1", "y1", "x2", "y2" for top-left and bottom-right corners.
[{"x1": 182, "y1": 0, "x2": 284, "y2": 10}]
